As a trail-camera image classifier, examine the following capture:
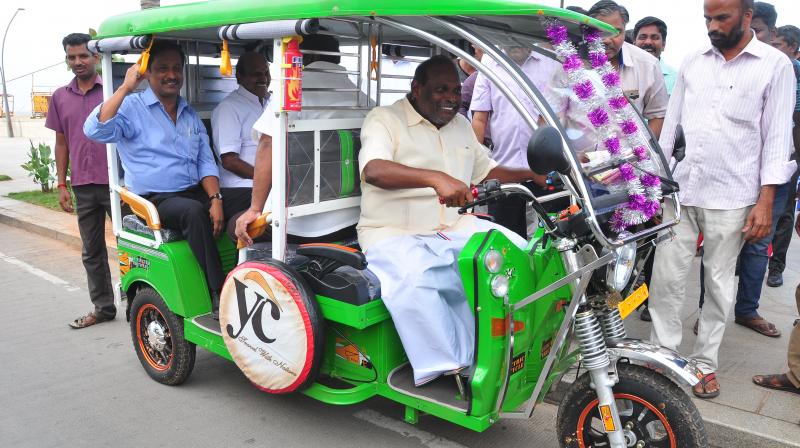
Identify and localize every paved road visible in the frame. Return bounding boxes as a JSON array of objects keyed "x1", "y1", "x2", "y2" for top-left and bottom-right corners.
[{"x1": 0, "y1": 223, "x2": 562, "y2": 448}]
